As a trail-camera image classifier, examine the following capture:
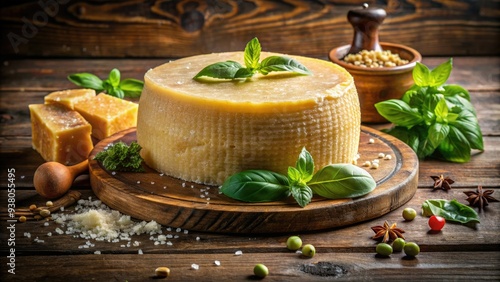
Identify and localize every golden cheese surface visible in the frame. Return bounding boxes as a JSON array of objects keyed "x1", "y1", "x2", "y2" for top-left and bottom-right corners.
[
  {"x1": 137, "y1": 52, "x2": 361, "y2": 185},
  {"x1": 44, "y1": 89, "x2": 96, "y2": 110},
  {"x1": 74, "y1": 93, "x2": 138, "y2": 140},
  {"x1": 29, "y1": 104, "x2": 93, "y2": 165}
]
